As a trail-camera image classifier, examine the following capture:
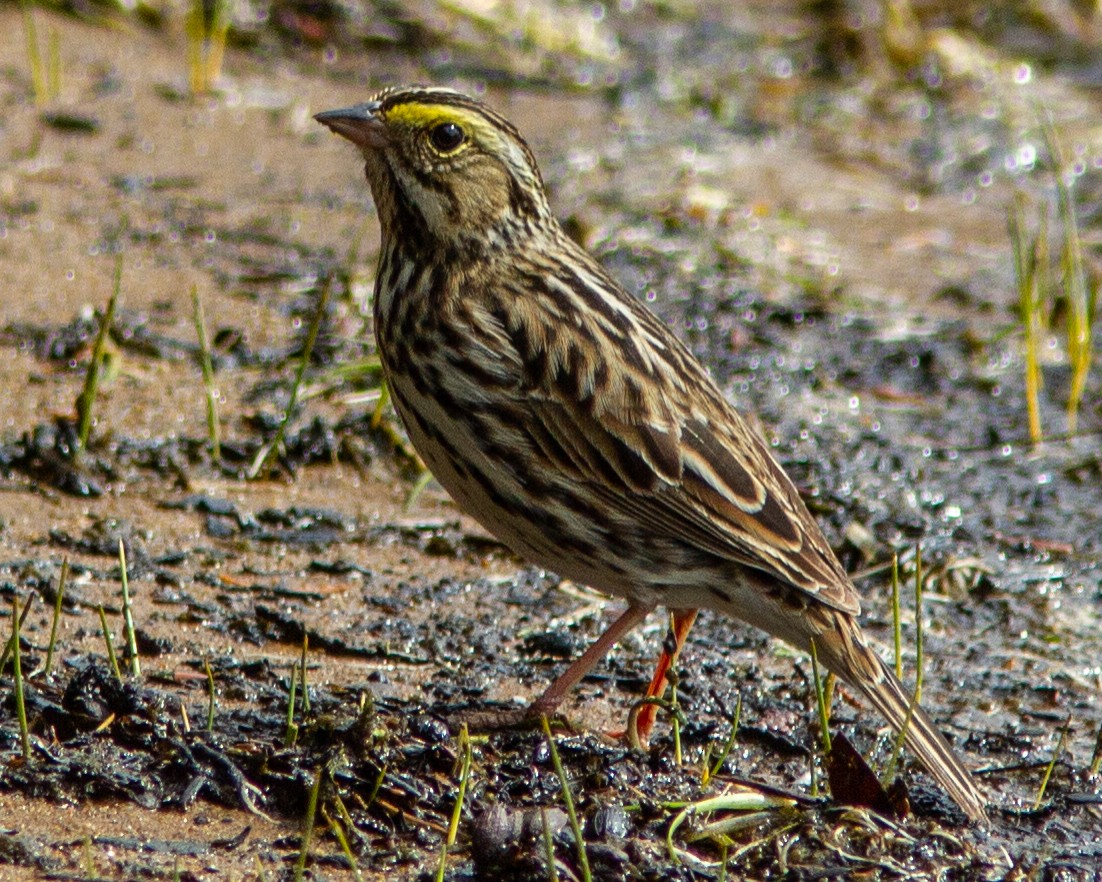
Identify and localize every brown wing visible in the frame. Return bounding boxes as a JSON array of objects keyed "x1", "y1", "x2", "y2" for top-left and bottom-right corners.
[{"x1": 488, "y1": 245, "x2": 859, "y2": 615}]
